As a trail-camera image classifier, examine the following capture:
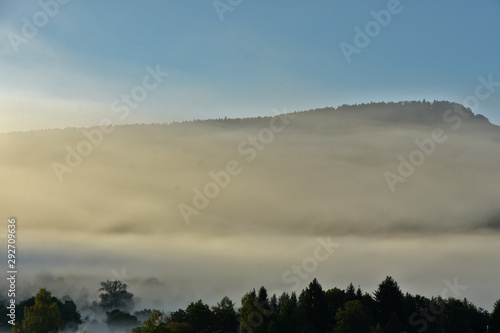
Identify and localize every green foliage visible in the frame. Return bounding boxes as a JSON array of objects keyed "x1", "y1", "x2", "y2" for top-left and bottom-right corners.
[
  {"x1": 298, "y1": 278, "x2": 328, "y2": 332},
  {"x1": 373, "y1": 276, "x2": 404, "y2": 327},
  {"x1": 184, "y1": 300, "x2": 213, "y2": 332},
  {"x1": 239, "y1": 289, "x2": 270, "y2": 333},
  {"x1": 98, "y1": 280, "x2": 134, "y2": 312},
  {"x1": 9, "y1": 275, "x2": 495, "y2": 333},
  {"x1": 165, "y1": 300, "x2": 215, "y2": 332},
  {"x1": 167, "y1": 322, "x2": 195, "y2": 333},
  {"x1": 272, "y1": 292, "x2": 299, "y2": 333},
  {"x1": 11, "y1": 297, "x2": 35, "y2": 328},
  {"x1": 384, "y1": 312, "x2": 402, "y2": 333},
  {"x1": 133, "y1": 309, "x2": 197, "y2": 333},
  {"x1": 10, "y1": 294, "x2": 81, "y2": 331},
  {"x1": 257, "y1": 286, "x2": 270, "y2": 312},
  {"x1": 238, "y1": 289, "x2": 257, "y2": 333},
  {"x1": 491, "y1": 299, "x2": 500, "y2": 333},
  {"x1": 0, "y1": 305, "x2": 9, "y2": 330},
  {"x1": 15, "y1": 288, "x2": 64, "y2": 333},
  {"x1": 169, "y1": 309, "x2": 188, "y2": 323},
  {"x1": 132, "y1": 309, "x2": 171, "y2": 333},
  {"x1": 334, "y1": 300, "x2": 373, "y2": 333},
  {"x1": 438, "y1": 298, "x2": 489, "y2": 333},
  {"x1": 106, "y1": 309, "x2": 140, "y2": 330},
  {"x1": 58, "y1": 298, "x2": 83, "y2": 330},
  {"x1": 135, "y1": 309, "x2": 154, "y2": 322},
  {"x1": 345, "y1": 283, "x2": 357, "y2": 302},
  {"x1": 211, "y1": 296, "x2": 238, "y2": 332},
  {"x1": 325, "y1": 287, "x2": 345, "y2": 330}
]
